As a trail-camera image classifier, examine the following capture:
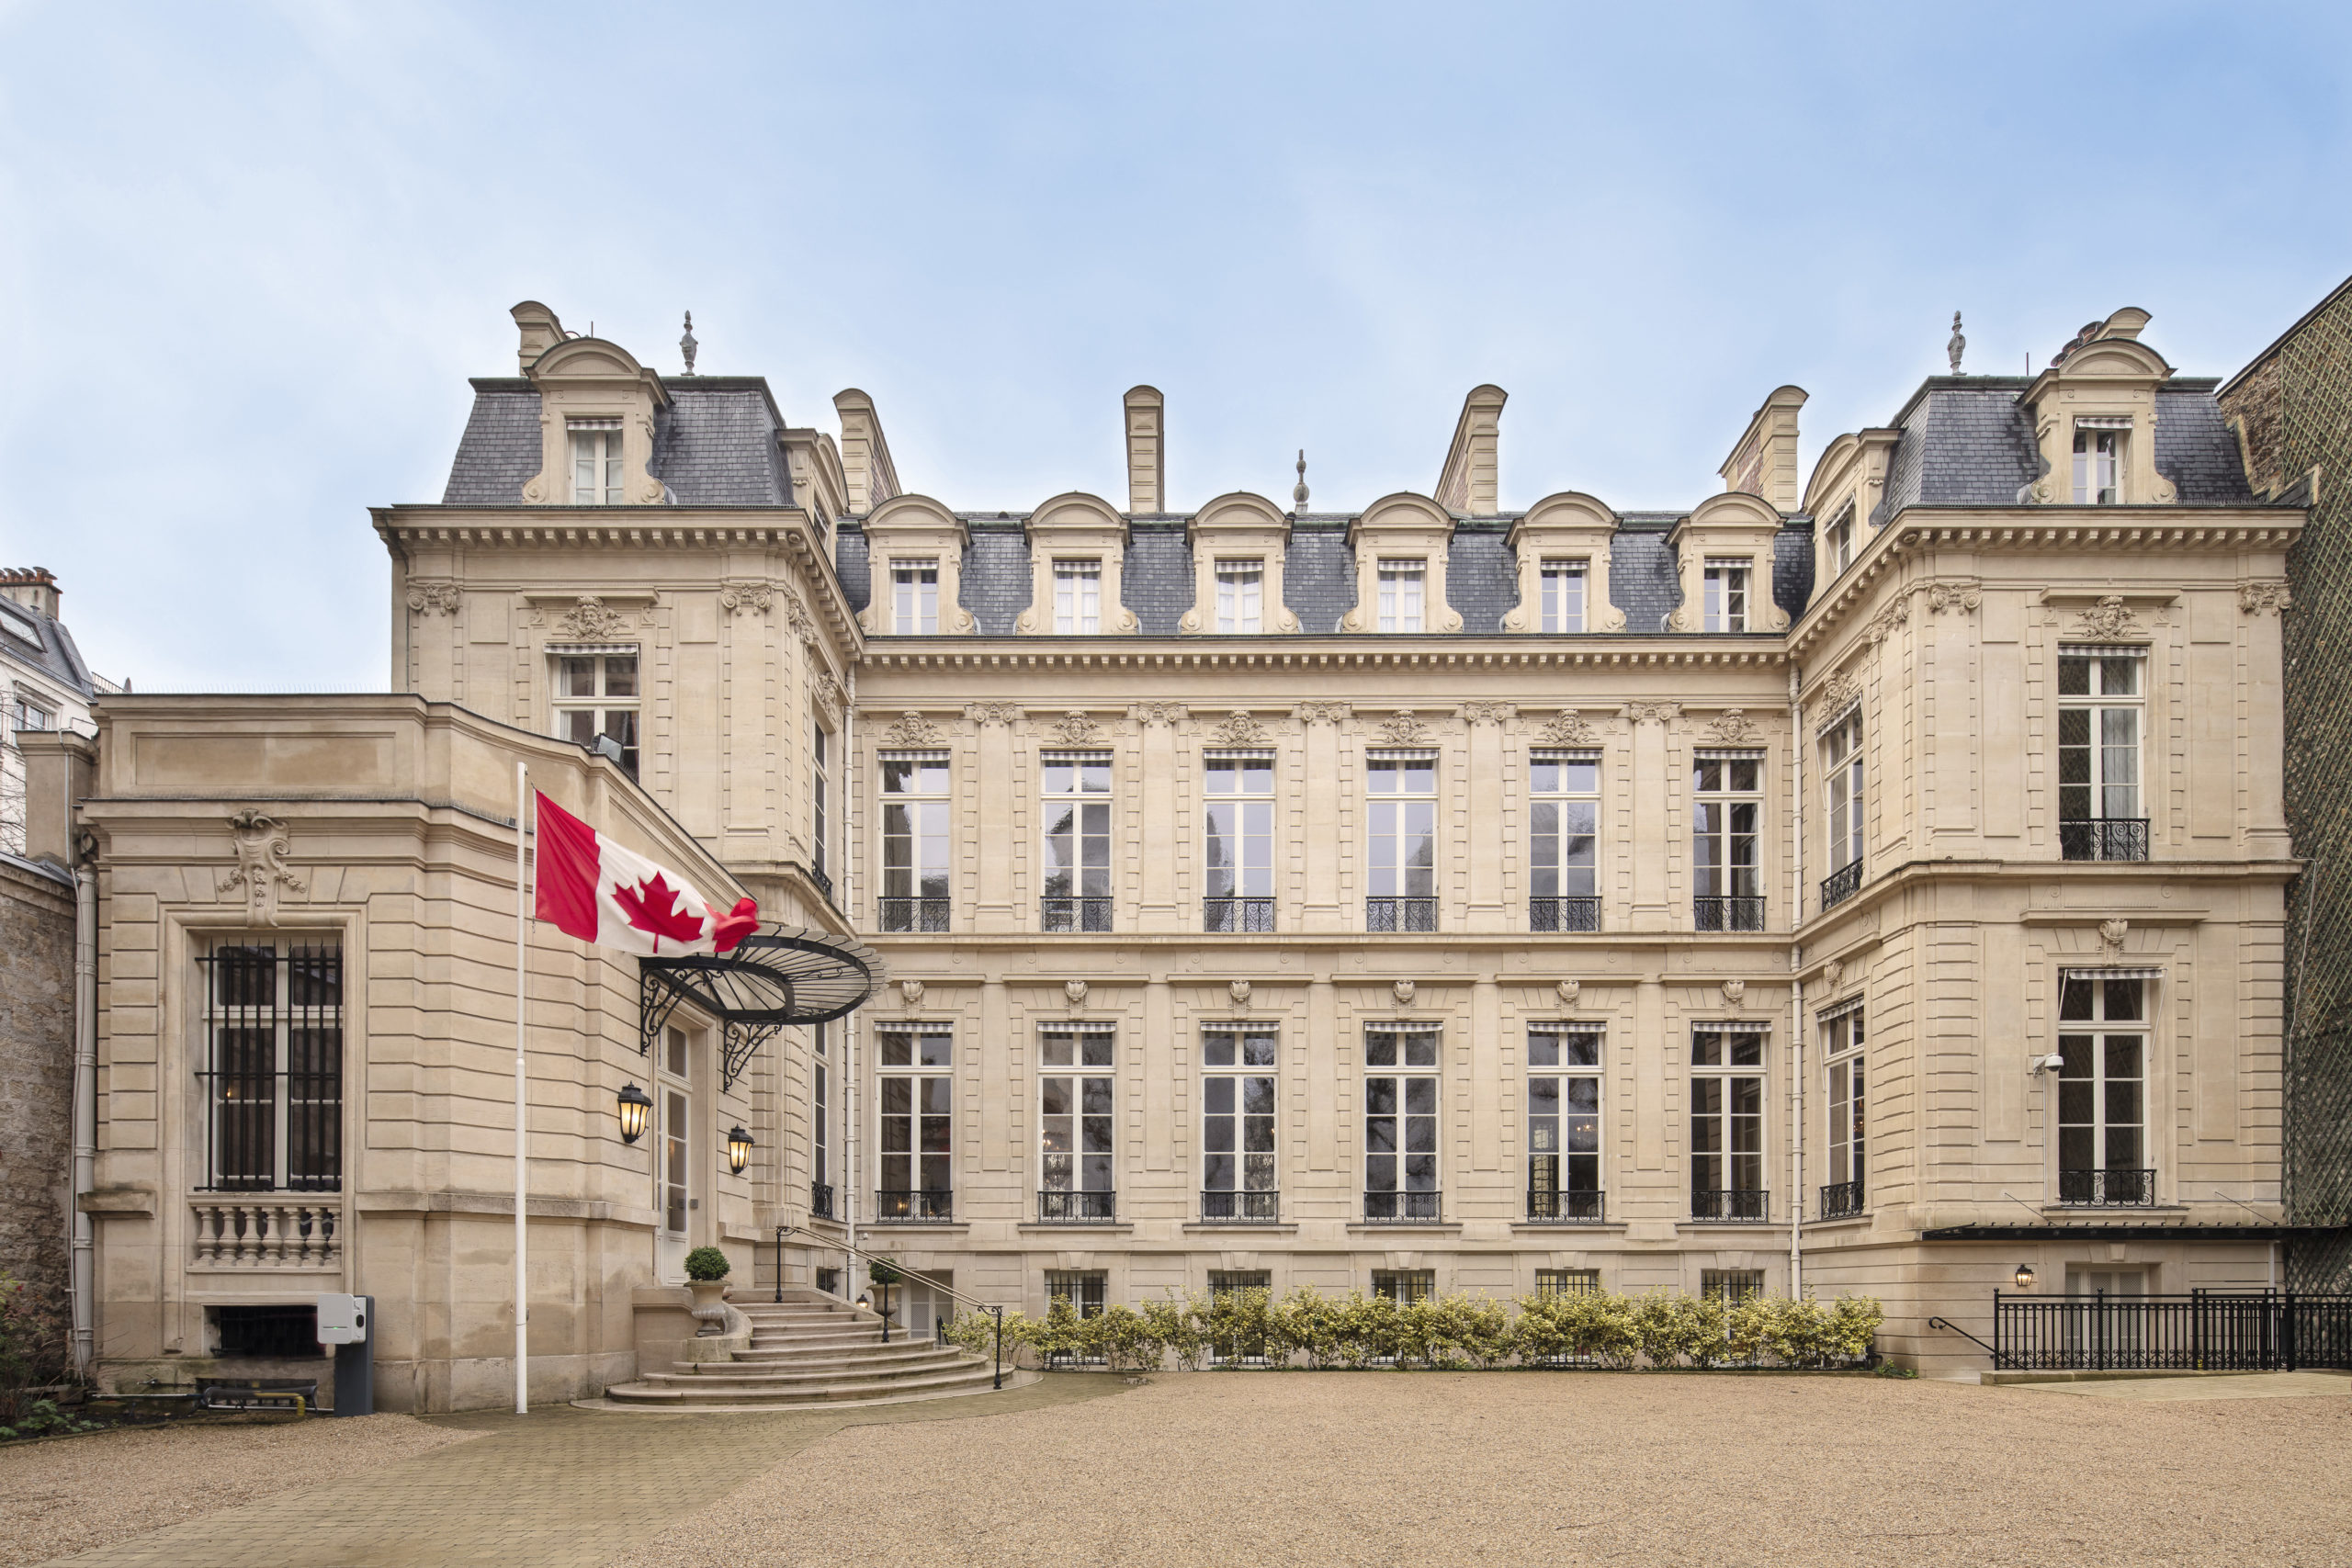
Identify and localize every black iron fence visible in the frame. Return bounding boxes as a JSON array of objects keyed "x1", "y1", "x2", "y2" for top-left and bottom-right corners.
[
  {"x1": 2060, "y1": 818, "x2": 2152, "y2": 862},
  {"x1": 872, "y1": 1189, "x2": 954, "y2": 1222},
  {"x1": 1693, "y1": 897, "x2": 1766, "y2": 932},
  {"x1": 1363, "y1": 1190, "x2": 1442, "y2": 1222},
  {"x1": 877, "y1": 897, "x2": 950, "y2": 933},
  {"x1": 1366, "y1": 896, "x2": 1438, "y2": 932},
  {"x1": 808, "y1": 1182, "x2": 835, "y2": 1221},
  {"x1": 1526, "y1": 1189, "x2": 1606, "y2": 1223},
  {"x1": 1041, "y1": 896, "x2": 1114, "y2": 932},
  {"x1": 1817, "y1": 1179, "x2": 1865, "y2": 1220},
  {"x1": 1204, "y1": 897, "x2": 1275, "y2": 933},
  {"x1": 2057, "y1": 1168, "x2": 2157, "y2": 1207},
  {"x1": 1820, "y1": 860, "x2": 1862, "y2": 911},
  {"x1": 1038, "y1": 1189, "x2": 1116, "y2": 1222},
  {"x1": 1691, "y1": 1188, "x2": 1770, "y2": 1223},
  {"x1": 1529, "y1": 897, "x2": 1602, "y2": 932},
  {"x1": 1201, "y1": 1190, "x2": 1281, "y2": 1223},
  {"x1": 1986, "y1": 1291, "x2": 2352, "y2": 1371}
]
